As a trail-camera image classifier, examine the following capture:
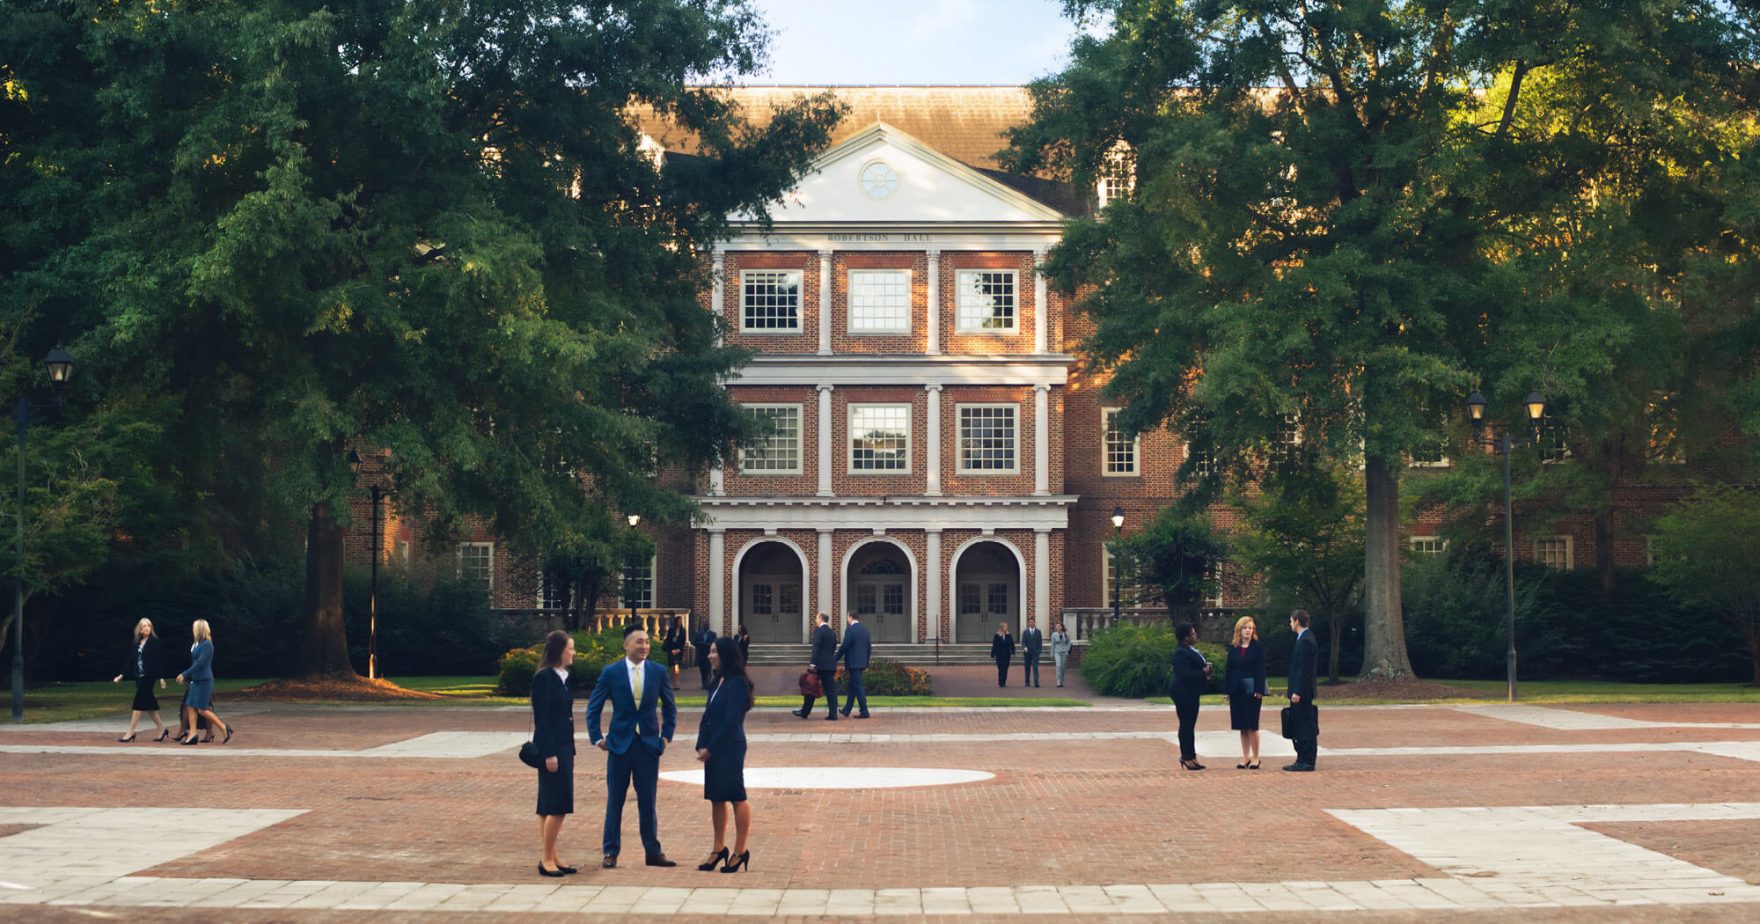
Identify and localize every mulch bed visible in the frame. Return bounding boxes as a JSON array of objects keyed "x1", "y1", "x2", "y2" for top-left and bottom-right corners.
[
  {"x1": 1328, "y1": 678, "x2": 1485, "y2": 701},
  {"x1": 225, "y1": 677, "x2": 444, "y2": 702}
]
